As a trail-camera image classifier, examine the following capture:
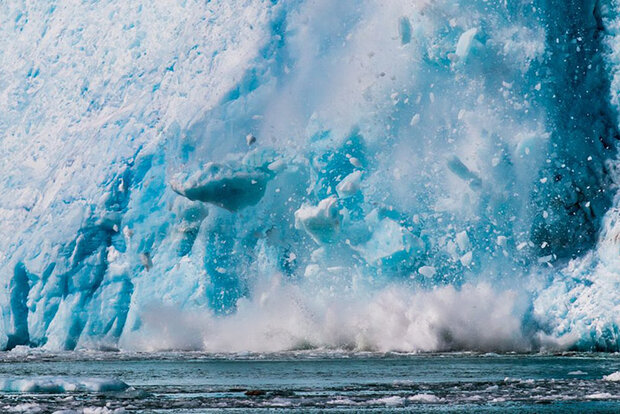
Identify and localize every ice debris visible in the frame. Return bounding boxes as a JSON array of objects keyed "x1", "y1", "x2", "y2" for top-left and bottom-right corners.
[
  {"x1": 295, "y1": 196, "x2": 342, "y2": 244},
  {"x1": 0, "y1": 377, "x2": 129, "y2": 393},
  {"x1": 171, "y1": 158, "x2": 274, "y2": 211}
]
